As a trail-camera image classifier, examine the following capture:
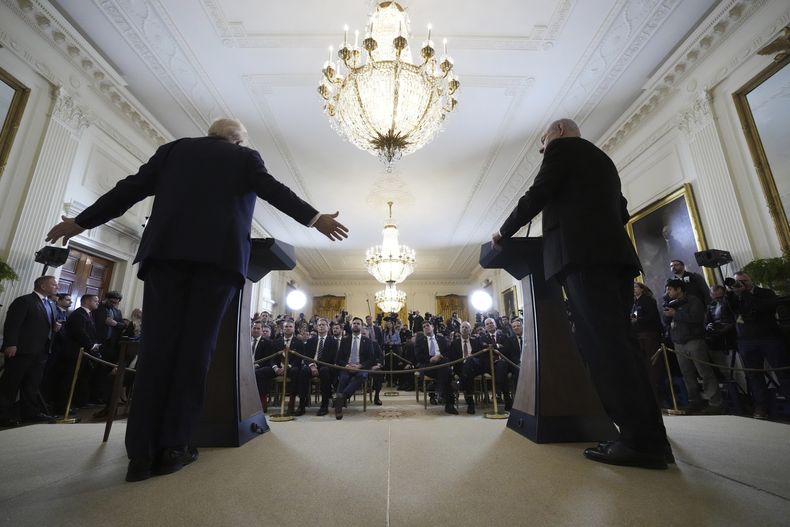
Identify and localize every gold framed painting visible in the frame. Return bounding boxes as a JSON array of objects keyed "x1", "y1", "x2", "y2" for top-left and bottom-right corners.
[
  {"x1": 626, "y1": 184, "x2": 713, "y2": 300},
  {"x1": 0, "y1": 67, "x2": 30, "y2": 180},
  {"x1": 733, "y1": 49, "x2": 790, "y2": 253},
  {"x1": 501, "y1": 286, "x2": 518, "y2": 319}
]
